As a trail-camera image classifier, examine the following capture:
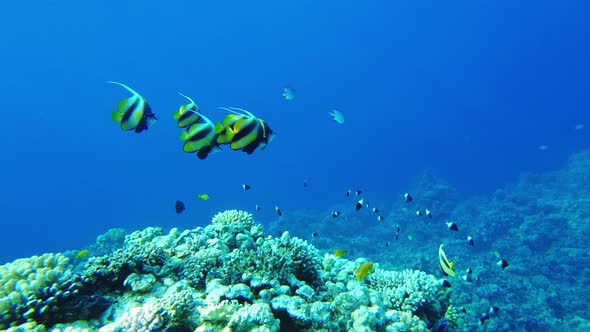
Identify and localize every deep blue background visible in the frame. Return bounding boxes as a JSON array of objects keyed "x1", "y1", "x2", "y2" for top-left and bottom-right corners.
[{"x1": 0, "y1": 0, "x2": 588, "y2": 262}]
